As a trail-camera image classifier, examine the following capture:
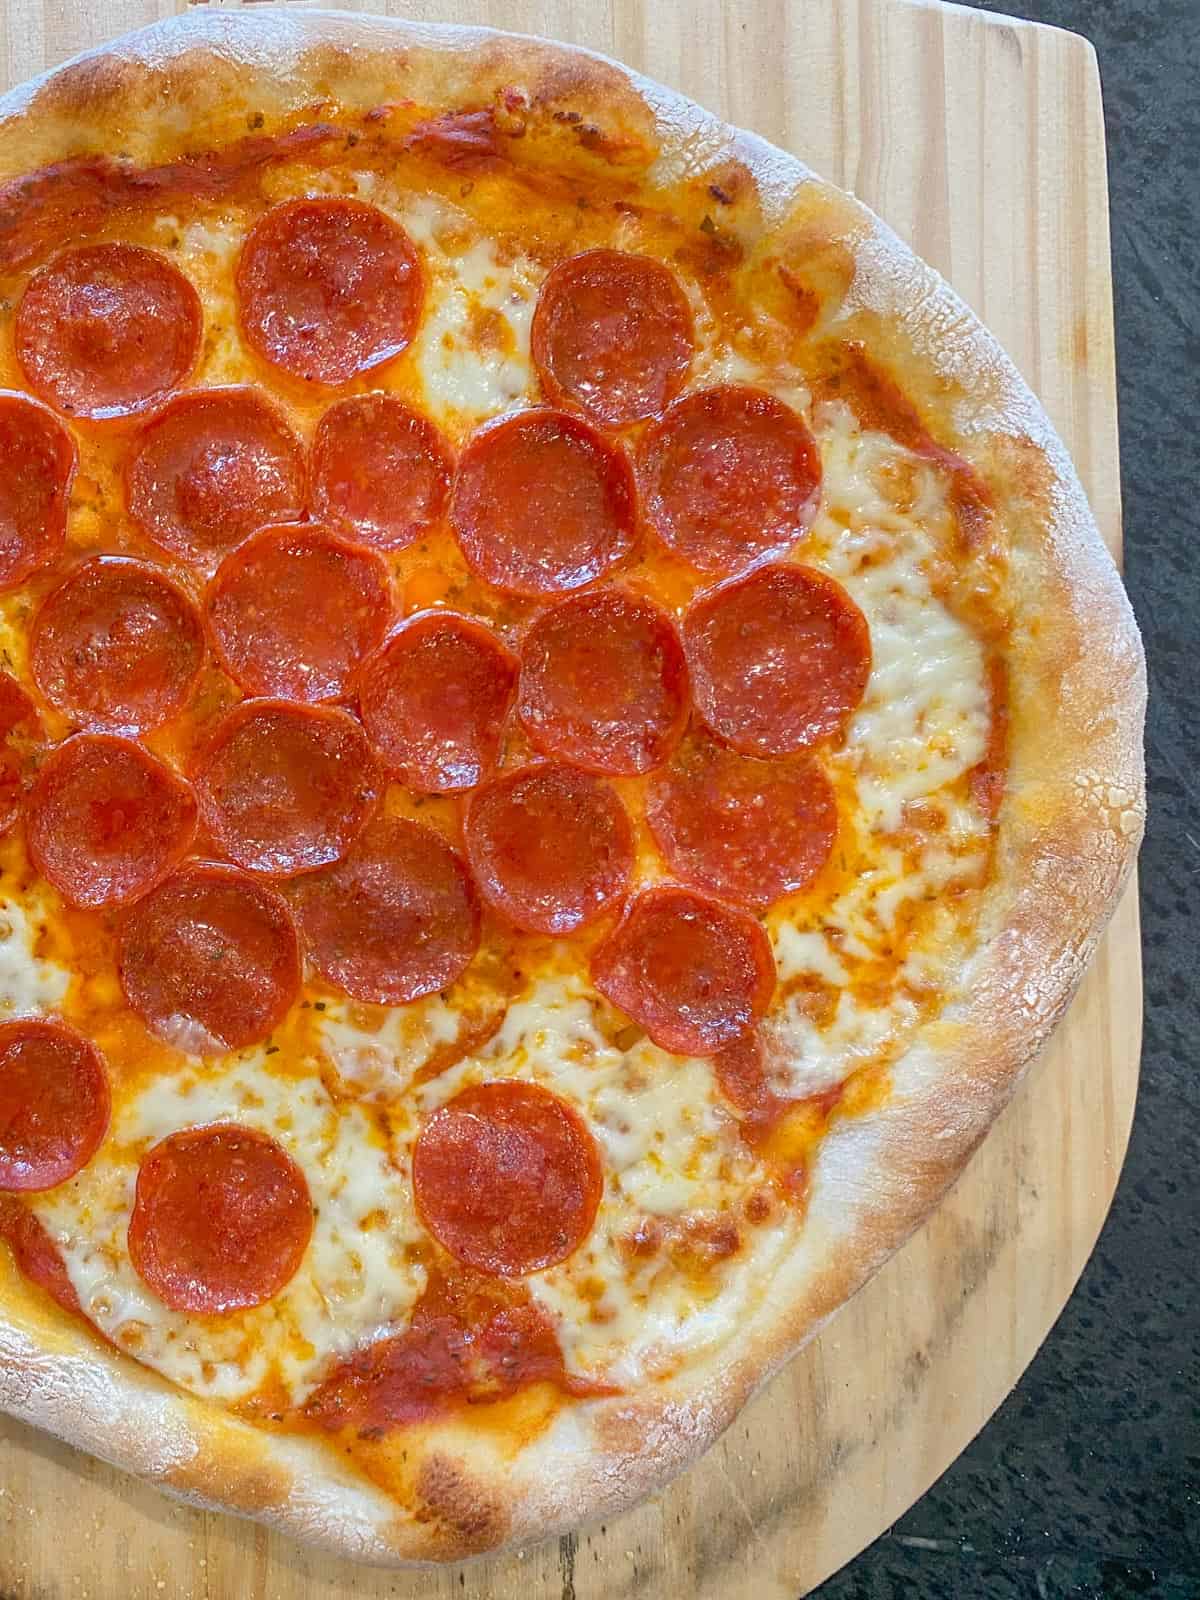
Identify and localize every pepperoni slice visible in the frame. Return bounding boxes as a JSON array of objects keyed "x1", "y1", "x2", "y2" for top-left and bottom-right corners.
[
  {"x1": 465, "y1": 764, "x2": 633, "y2": 935},
  {"x1": 303, "y1": 1265, "x2": 612, "y2": 1433},
  {"x1": 0, "y1": 1195, "x2": 82, "y2": 1316},
  {"x1": 126, "y1": 387, "x2": 305, "y2": 571},
  {"x1": 0, "y1": 392, "x2": 76, "y2": 590},
  {"x1": 357, "y1": 612, "x2": 517, "y2": 794},
  {"x1": 128, "y1": 1124, "x2": 311, "y2": 1313},
  {"x1": 16, "y1": 244, "x2": 201, "y2": 420},
  {"x1": 413, "y1": 1081, "x2": 602, "y2": 1276},
  {"x1": 591, "y1": 886, "x2": 775, "y2": 1057},
  {"x1": 0, "y1": 672, "x2": 43, "y2": 837},
  {"x1": 120, "y1": 865, "x2": 301, "y2": 1054},
  {"x1": 291, "y1": 817, "x2": 479, "y2": 1006},
  {"x1": 206, "y1": 526, "x2": 392, "y2": 704},
  {"x1": 517, "y1": 589, "x2": 688, "y2": 775},
  {"x1": 237, "y1": 199, "x2": 423, "y2": 386},
  {"x1": 531, "y1": 250, "x2": 694, "y2": 427},
  {"x1": 638, "y1": 385, "x2": 821, "y2": 574},
  {"x1": 686, "y1": 564, "x2": 871, "y2": 756},
  {"x1": 646, "y1": 731, "x2": 838, "y2": 908},
  {"x1": 0, "y1": 1020, "x2": 109, "y2": 1192},
  {"x1": 31, "y1": 556, "x2": 204, "y2": 734},
  {"x1": 28, "y1": 734, "x2": 197, "y2": 909},
  {"x1": 194, "y1": 700, "x2": 380, "y2": 878},
  {"x1": 451, "y1": 411, "x2": 636, "y2": 596},
  {"x1": 311, "y1": 394, "x2": 451, "y2": 550}
]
